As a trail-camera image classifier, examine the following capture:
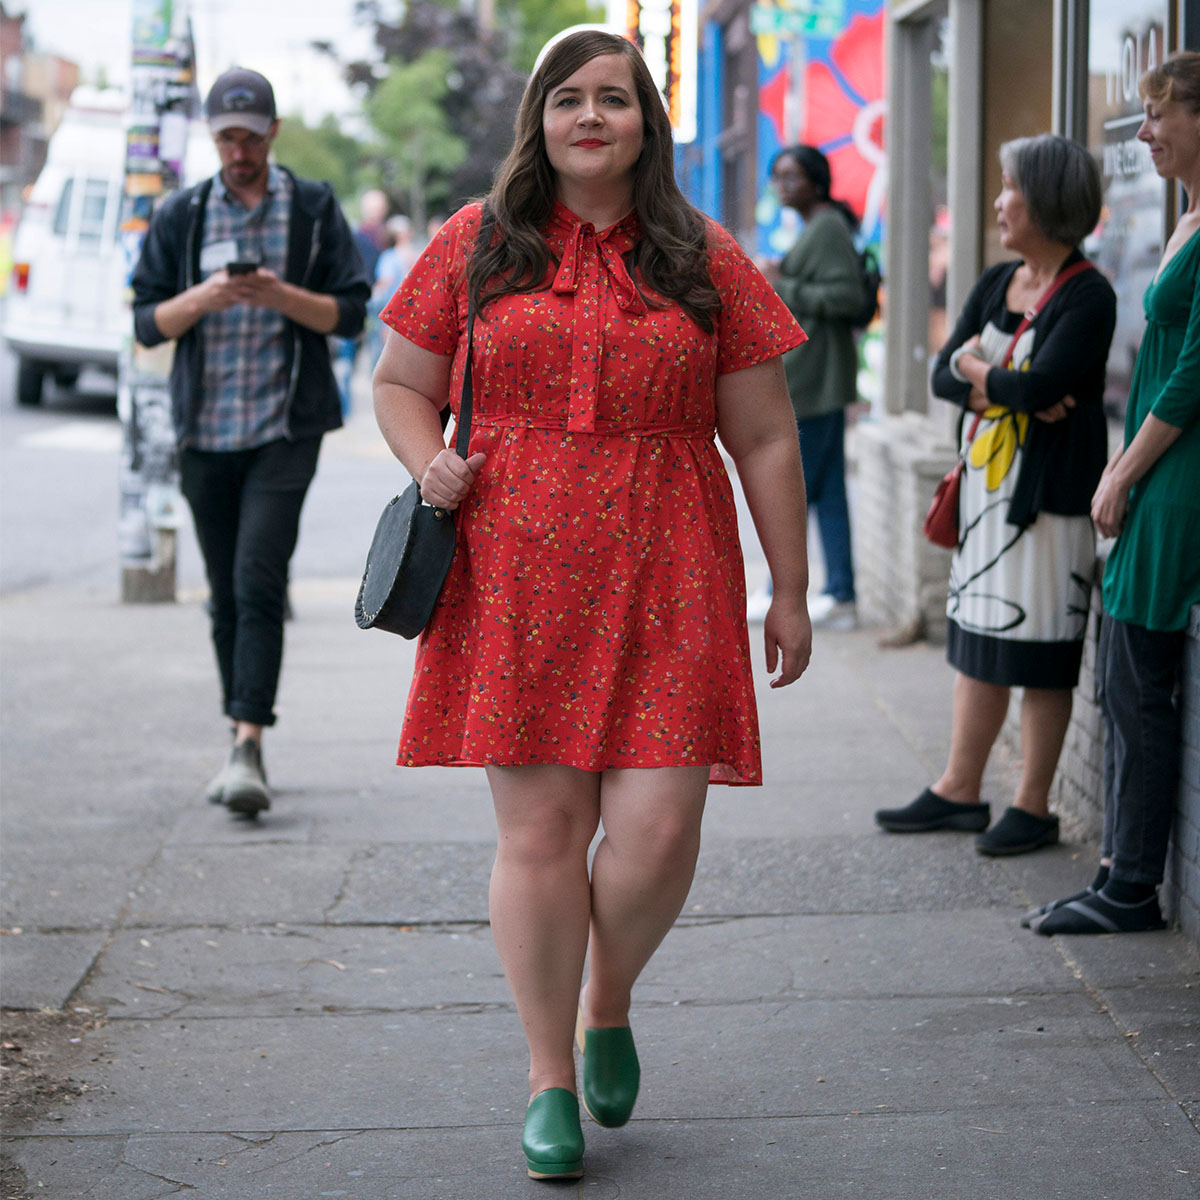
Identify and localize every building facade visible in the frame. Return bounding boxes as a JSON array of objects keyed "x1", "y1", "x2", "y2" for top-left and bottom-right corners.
[
  {"x1": 0, "y1": 1, "x2": 79, "y2": 215},
  {"x1": 656, "y1": 0, "x2": 1200, "y2": 937},
  {"x1": 873, "y1": 0, "x2": 1200, "y2": 936}
]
